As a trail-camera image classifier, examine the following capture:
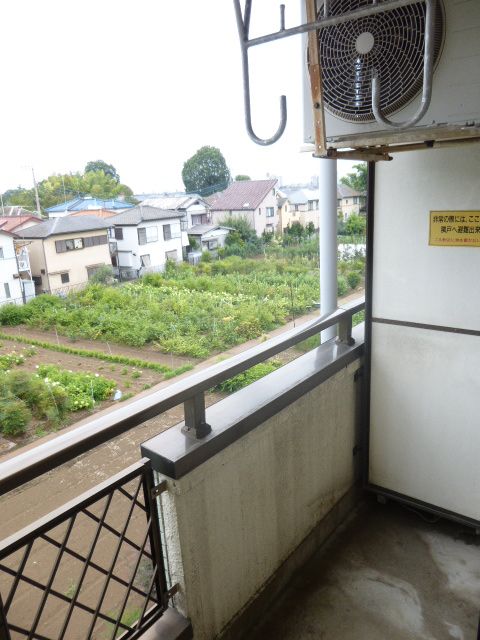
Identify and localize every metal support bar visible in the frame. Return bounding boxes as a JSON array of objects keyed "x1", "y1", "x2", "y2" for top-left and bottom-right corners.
[
  {"x1": 337, "y1": 315, "x2": 355, "y2": 346},
  {"x1": 372, "y1": 0, "x2": 435, "y2": 129},
  {"x1": 0, "y1": 593, "x2": 11, "y2": 640},
  {"x1": 245, "y1": 0, "x2": 425, "y2": 48},
  {"x1": 183, "y1": 393, "x2": 212, "y2": 439}
]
